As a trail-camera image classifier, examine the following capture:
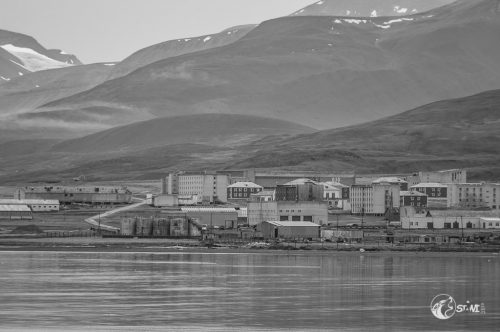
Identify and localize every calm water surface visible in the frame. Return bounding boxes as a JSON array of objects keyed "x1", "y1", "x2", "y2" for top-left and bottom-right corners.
[{"x1": 0, "y1": 250, "x2": 498, "y2": 331}]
